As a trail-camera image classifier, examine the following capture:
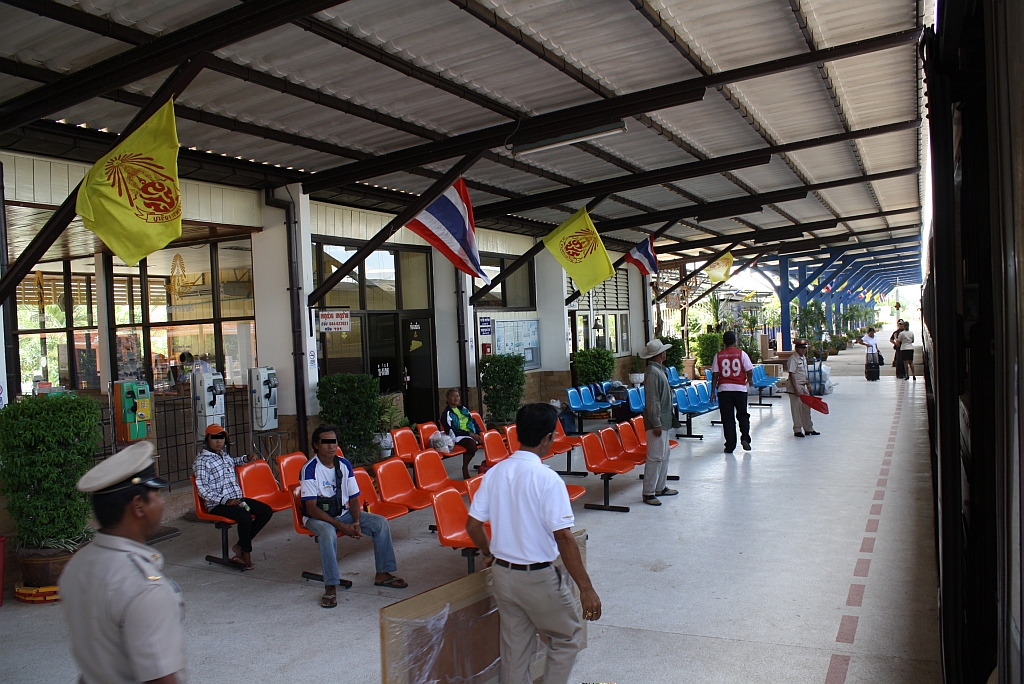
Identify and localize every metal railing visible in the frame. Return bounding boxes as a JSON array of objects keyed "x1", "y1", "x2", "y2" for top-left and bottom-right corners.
[{"x1": 152, "y1": 387, "x2": 251, "y2": 489}]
